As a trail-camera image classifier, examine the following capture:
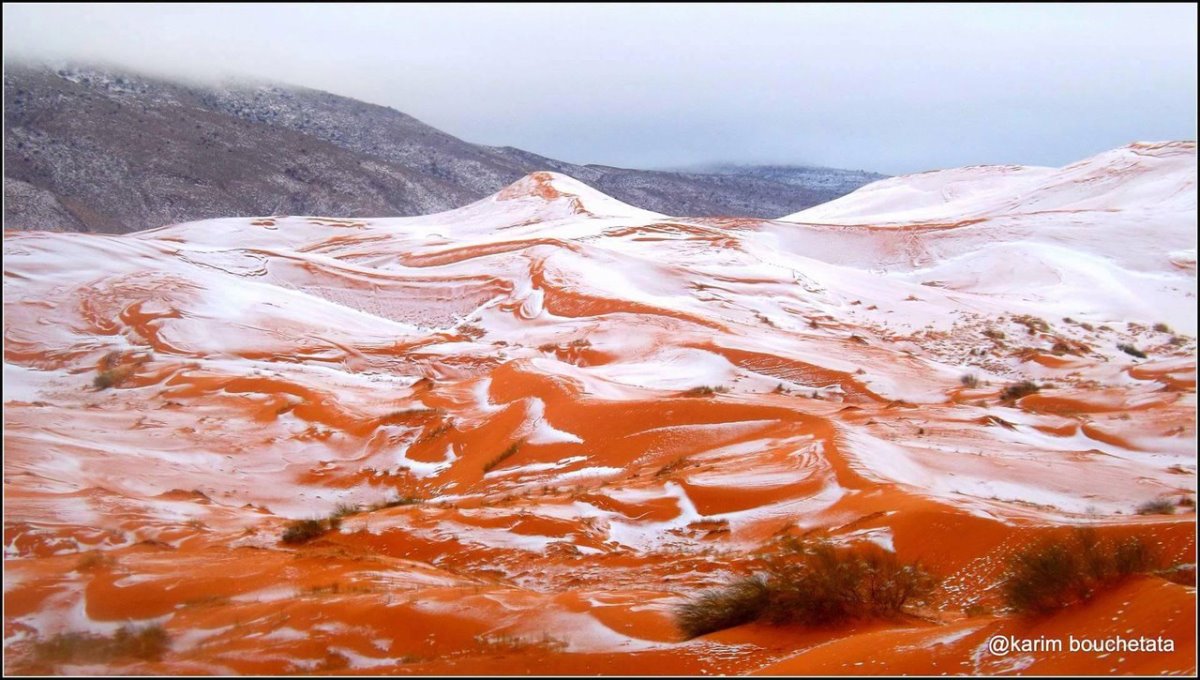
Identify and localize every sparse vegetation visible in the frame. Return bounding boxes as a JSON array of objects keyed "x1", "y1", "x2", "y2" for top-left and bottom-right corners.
[
  {"x1": 1153, "y1": 322, "x2": 1172, "y2": 334},
  {"x1": 74, "y1": 551, "x2": 114, "y2": 572},
  {"x1": 676, "y1": 575, "x2": 770, "y2": 638},
  {"x1": 655, "y1": 457, "x2": 689, "y2": 477},
  {"x1": 373, "y1": 495, "x2": 423, "y2": 509},
  {"x1": 982, "y1": 328, "x2": 1006, "y2": 340},
  {"x1": 1013, "y1": 315, "x2": 1050, "y2": 334},
  {"x1": 281, "y1": 517, "x2": 340, "y2": 544},
  {"x1": 482, "y1": 442, "x2": 521, "y2": 473},
  {"x1": 34, "y1": 624, "x2": 169, "y2": 664},
  {"x1": 1001, "y1": 530, "x2": 1157, "y2": 614},
  {"x1": 379, "y1": 408, "x2": 444, "y2": 424},
  {"x1": 675, "y1": 540, "x2": 937, "y2": 638},
  {"x1": 999, "y1": 380, "x2": 1040, "y2": 402},
  {"x1": 1136, "y1": 498, "x2": 1176, "y2": 515},
  {"x1": 1117, "y1": 343, "x2": 1147, "y2": 359},
  {"x1": 93, "y1": 365, "x2": 134, "y2": 390},
  {"x1": 960, "y1": 374, "x2": 979, "y2": 388},
  {"x1": 681, "y1": 385, "x2": 729, "y2": 397}
]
